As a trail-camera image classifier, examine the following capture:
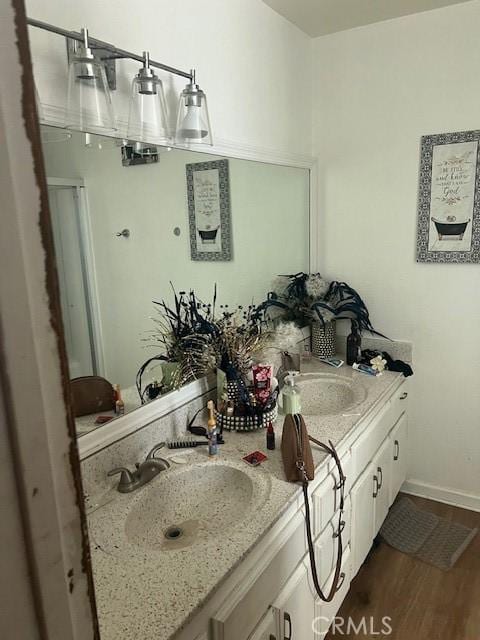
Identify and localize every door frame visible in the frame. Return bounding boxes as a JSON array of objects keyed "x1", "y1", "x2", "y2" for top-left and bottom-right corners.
[
  {"x1": 0, "y1": 1, "x2": 99, "y2": 638},
  {"x1": 47, "y1": 177, "x2": 106, "y2": 377}
]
